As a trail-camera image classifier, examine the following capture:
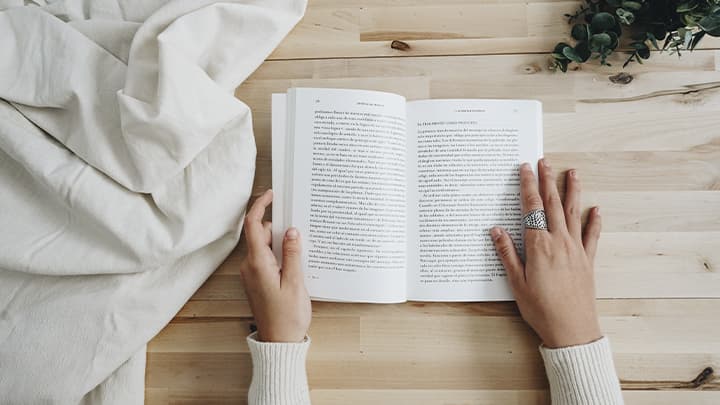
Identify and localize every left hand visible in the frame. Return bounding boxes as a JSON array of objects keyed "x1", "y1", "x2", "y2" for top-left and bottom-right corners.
[{"x1": 240, "y1": 189, "x2": 312, "y2": 343}]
